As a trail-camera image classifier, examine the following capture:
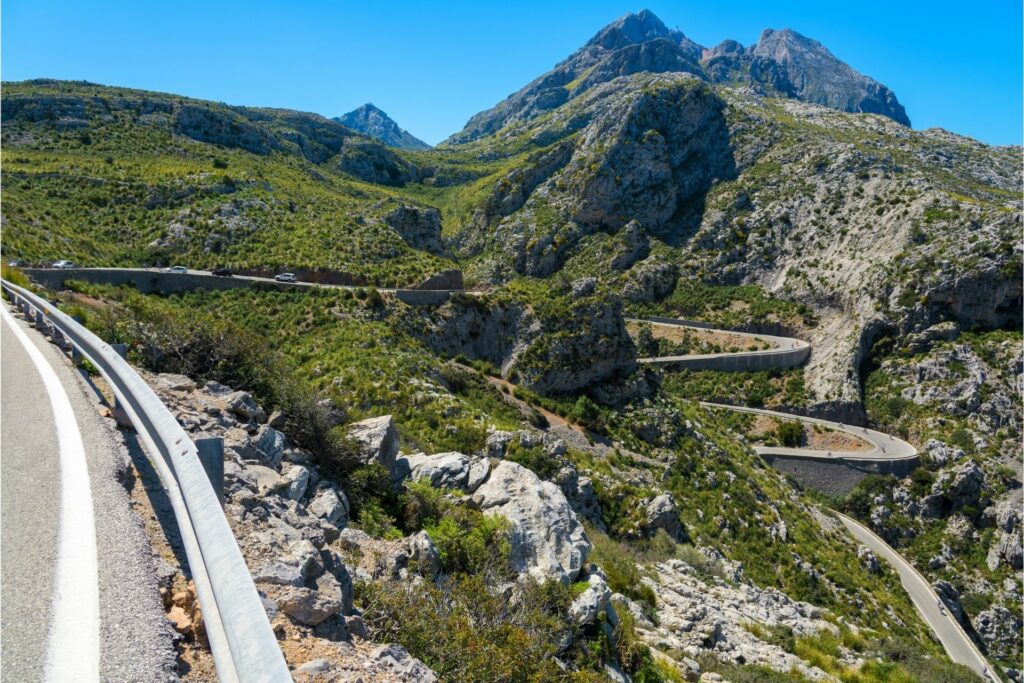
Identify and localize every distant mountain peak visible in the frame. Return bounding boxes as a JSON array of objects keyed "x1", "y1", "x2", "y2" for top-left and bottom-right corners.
[{"x1": 335, "y1": 103, "x2": 430, "y2": 150}]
